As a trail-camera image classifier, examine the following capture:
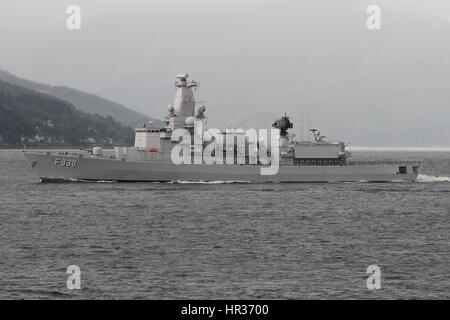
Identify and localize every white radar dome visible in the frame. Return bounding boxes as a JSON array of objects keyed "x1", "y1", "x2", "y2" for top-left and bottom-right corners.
[
  {"x1": 185, "y1": 116, "x2": 196, "y2": 127},
  {"x1": 92, "y1": 147, "x2": 103, "y2": 157}
]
